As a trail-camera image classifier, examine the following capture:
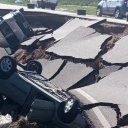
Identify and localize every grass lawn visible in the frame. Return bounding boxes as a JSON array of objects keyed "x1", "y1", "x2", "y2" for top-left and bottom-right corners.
[
  {"x1": 57, "y1": 5, "x2": 96, "y2": 15},
  {"x1": 0, "y1": 0, "x2": 27, "y2": 5},
  {"x1": 0, "y1": 1, "x2": 96, "y2": 15}
]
